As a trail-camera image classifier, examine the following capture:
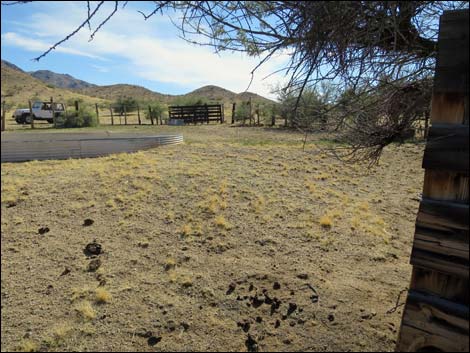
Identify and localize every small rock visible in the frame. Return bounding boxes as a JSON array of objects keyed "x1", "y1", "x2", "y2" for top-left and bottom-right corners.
[
  {"x1": 273, "y1": 282, "x2": 281, "y2": 290},
  {"x1": 83, "y1": 219, "x2": 94, "y2": 226},
  {"x1": 238, "y1": 321, "x2": 250, "y2": 333},
  {"x1": 87, "y1": 258, "x2": 101, "y2": 272},
  {"x1": 147, "y1": 336, "x2": 161, "y2": 346},
  {"x1": 297, "y1": 273, "x2": 309, "y2": 280},
  {"x1": 361, "y1": 310, "x2": 377, "y2": 320},
  {"x1": 166, "y1": 321, "x2": 177, "y2": 332},
  {"x1": 38, "y1": 227, "x2": 50, "y2": 235},
  {"x1": 226, "y1": 283, "x2": 236, "y2": 295},
  {"x1": 84, "y1": 241, "x2": 102, "y2": 257},
  {"x1": 60, "y1": 268, "x2": 71, "y2": 276},
  {"x1": 136, "y1": 329, "x2": 153, "y2": 338},
  {"x1": 245, "y1": 335, "x2": 258, "y2": 352},
  {"x1": 251, "y1": 296, "x2": 264, "y2": 308},
  {"x1": 327, "y1": 313, "x2": 335, "y2": 322},
  {"x1": 180, "y1": 322, "x2": 190, "y2": 331},
  {"x1": 287, "y1": 303, "x2": 297, "y2": 316}
]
